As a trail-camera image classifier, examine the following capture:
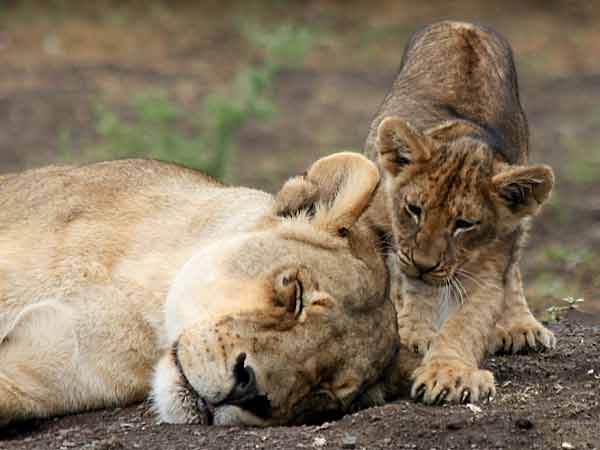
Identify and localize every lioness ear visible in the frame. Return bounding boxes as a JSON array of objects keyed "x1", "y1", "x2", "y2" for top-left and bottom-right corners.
[
  {"x1": 274, "y1": 152, "x2": 380, "y2": 236},
  {"x1": 492, "y1": 164, "x2": 554, "y2": 217},
  {"x1": 376, "y1": 117, "x2": 433, "y2": 175},
  {"x1": 274, "y1": 174, "x2": 319, "y2": 218}
]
